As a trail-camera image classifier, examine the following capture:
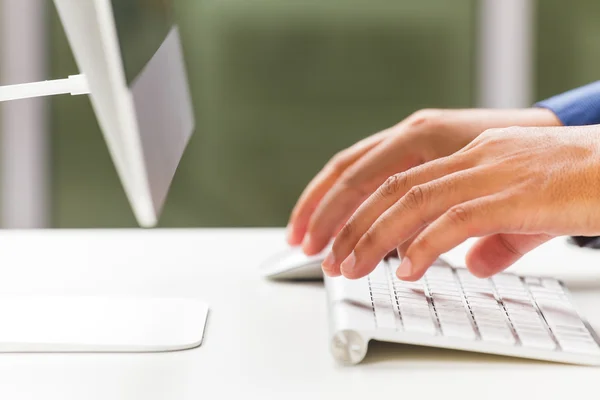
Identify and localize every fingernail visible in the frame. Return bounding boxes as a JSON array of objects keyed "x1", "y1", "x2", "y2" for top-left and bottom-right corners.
[
  {"x1": 396, "y1": 257, "x2": 413, "y2": 279},
  {"x1": 322, "y1": 251, "x2": 336, "y2": 269},
  {"x1": 340, "y1": 252, "x2": 356, "y2": 274},
  {"x1": 286, "y1": 224, "x2": 294, "y2": 243},
  {"x1": 322, "y1": 266, "x2": 341, "y2": 277}
]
